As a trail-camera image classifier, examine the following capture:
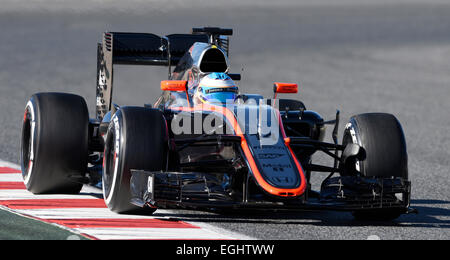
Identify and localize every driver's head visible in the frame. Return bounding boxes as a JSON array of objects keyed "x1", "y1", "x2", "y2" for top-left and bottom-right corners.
[{"x1": 194, "y1": 73, "x2": 238, "y2": 105}]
